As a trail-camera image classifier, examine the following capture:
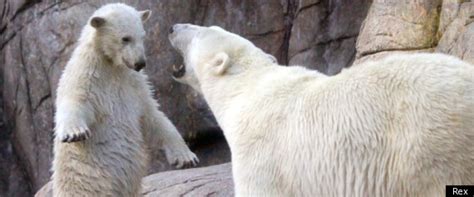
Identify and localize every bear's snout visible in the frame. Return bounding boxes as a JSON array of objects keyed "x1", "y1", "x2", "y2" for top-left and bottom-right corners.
[
  {"x1": 169, "y1": 24, "x2": 183, "y2": 35},
  {"x1": 134, "y1": 60, "x2": 146, "y2": 71}
]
